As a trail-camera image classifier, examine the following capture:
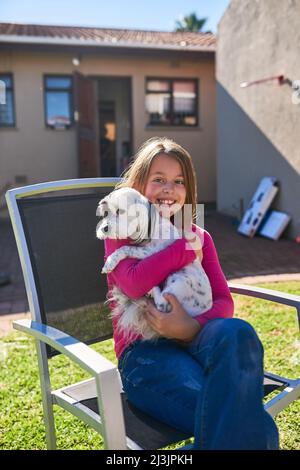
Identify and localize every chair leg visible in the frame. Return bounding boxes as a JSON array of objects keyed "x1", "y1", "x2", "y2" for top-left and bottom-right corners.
[
  {"x1": 36, "y1": 341, "x2": 57, "y2": 449},
  {"x1": 43, "y1": 401, "x2": 57, "y2": 450}
]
